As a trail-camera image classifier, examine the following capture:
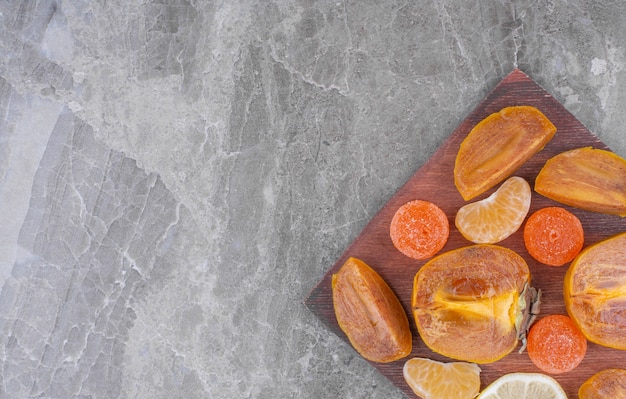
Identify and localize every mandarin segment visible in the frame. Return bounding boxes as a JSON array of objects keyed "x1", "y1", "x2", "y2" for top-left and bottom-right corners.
[
  {"x1": 412, "y1": 245, "x2": 534, "y2": 363},
  {"x1": 332, "y1": 257, "x2": 412, "y2": 363},
  {"x1": 564, "y1": 232, "x2": 626, "y2": 350},
  {"x1": 454, "y1": 105, "x2": 556, "y2": 200},
  {"x1": 535, "y1": 147, "x2": 626, "y2": 216},
  {"x1": 455, "y1": 176, "x2": 531, "y2": 244},
  {"x1": 403, "y1": 357, "x2": 481, "y2": 399}
]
